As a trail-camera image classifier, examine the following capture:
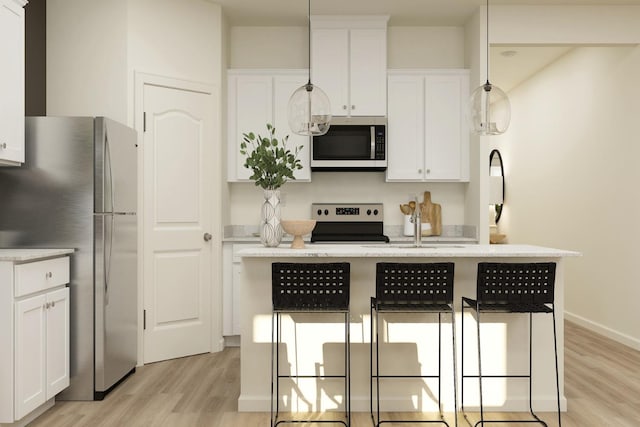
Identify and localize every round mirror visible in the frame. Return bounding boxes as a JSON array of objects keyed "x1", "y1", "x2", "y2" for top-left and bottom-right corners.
[{"x1": 489, "y1": 149, "x2": 505, "y2": 223}]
